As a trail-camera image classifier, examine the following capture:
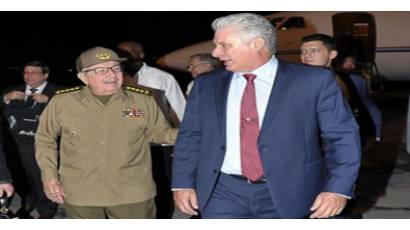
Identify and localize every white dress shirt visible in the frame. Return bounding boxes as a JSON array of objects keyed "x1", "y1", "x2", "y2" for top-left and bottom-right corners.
[
  {"x1": 25, "y1": 81, "x2": 48, "y2": 99},
  {"x1": 136, "y1": 63, "x2": 186, "y2": 121},
  {"x1": 221, "y1": 56, "x2": 278, "y2": 175}
]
